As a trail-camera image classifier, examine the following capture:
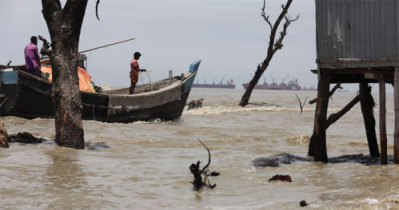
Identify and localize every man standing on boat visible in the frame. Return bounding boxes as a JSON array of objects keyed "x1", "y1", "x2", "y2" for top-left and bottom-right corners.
[
  {"x1": 130, "y1": 52, "x2": 146, "y2": 94},
  {"x1": 24, "y1": 36, "x2": 41, "y2": 77}
]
